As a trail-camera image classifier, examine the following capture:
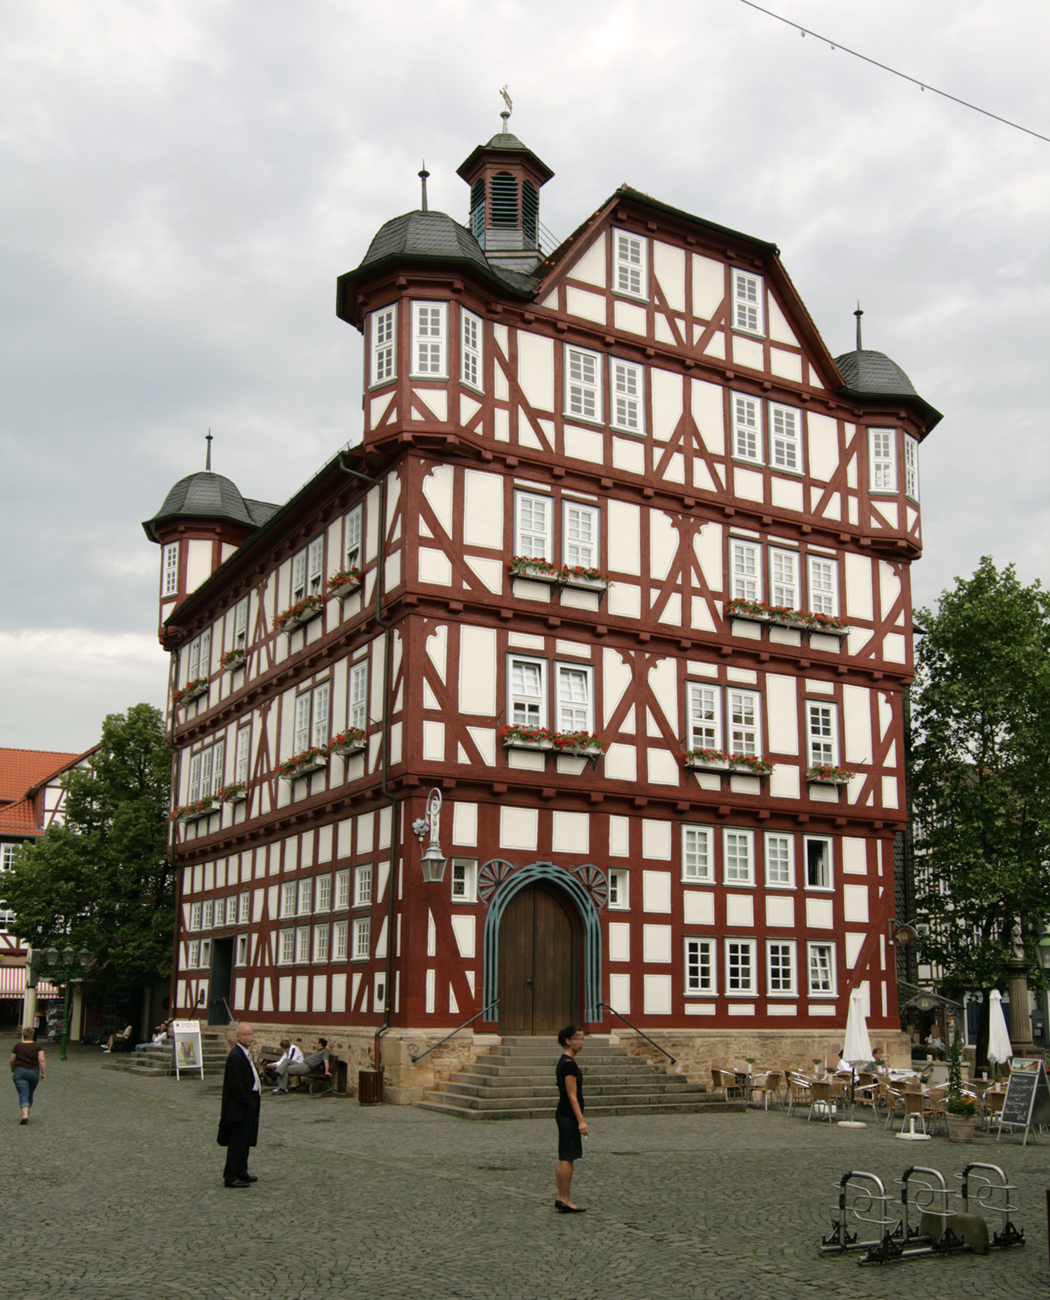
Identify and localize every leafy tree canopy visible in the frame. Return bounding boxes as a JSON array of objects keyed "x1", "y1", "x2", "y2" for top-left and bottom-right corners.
[{"x1": 4, "y1": 704, "x2": 174, "y2": 992}]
